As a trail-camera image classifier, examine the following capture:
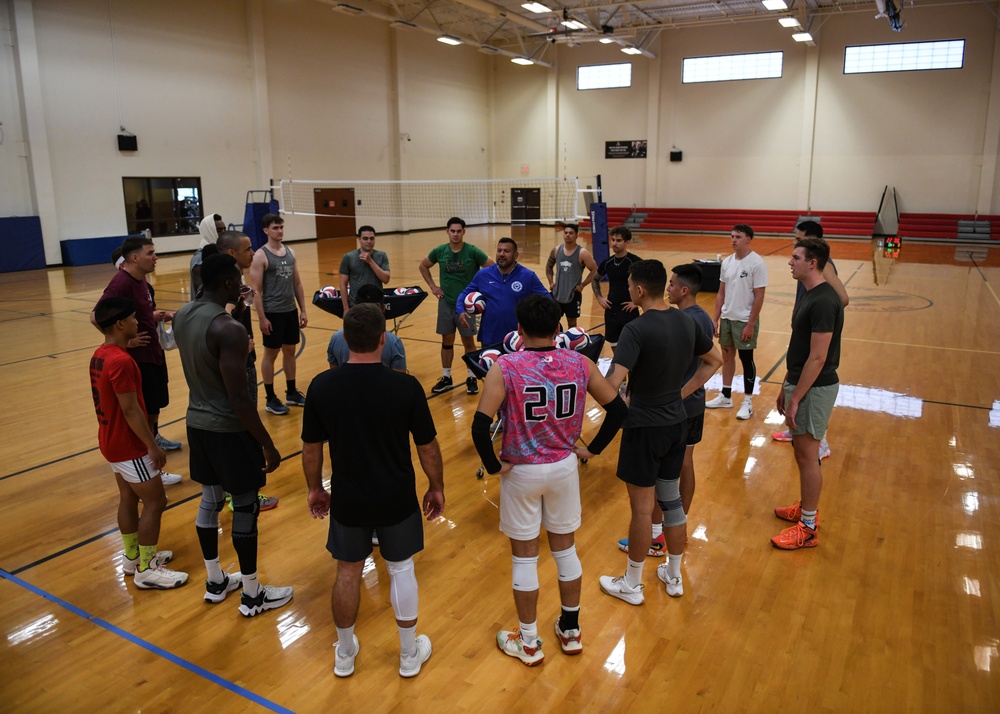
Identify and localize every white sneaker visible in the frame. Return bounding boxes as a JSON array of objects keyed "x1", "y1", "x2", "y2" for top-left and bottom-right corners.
[
  {"x1": 705, "y1": 394, "x2": 733, "y2": 409},
  {"x1": 334, "y1": 634, "x2": 360, "y2": 677},
  {"x1": 819, "y1": 441, "x2": 831, "y2": 460},
  {"x1": 656, "y1": 563, "x2": 684, "y2": 597},
  {"x1": 736, "y1": 399, "x2": 753, "y2": 420},
  {"x1": 239, "y1": 584, "x2": 293, "y2": 617},
  {"x1": 134, "y1": 557, "x2": 189, "y2": 590},
  {"x1": 204, "y1": 571, "x2": 243, "y2": 603},
  {"x1": 399, "y1": 634, "x2": 432, "y2": 677},
  {"x1": 599, "y1": 575, "x2": 645, "y2": 605},
  {"x1": 158, "y1": 471, "x2": 182, "y2": 486},
  {"x1": 122, "y1": 550, "x2": 172, "y2": 576}
]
